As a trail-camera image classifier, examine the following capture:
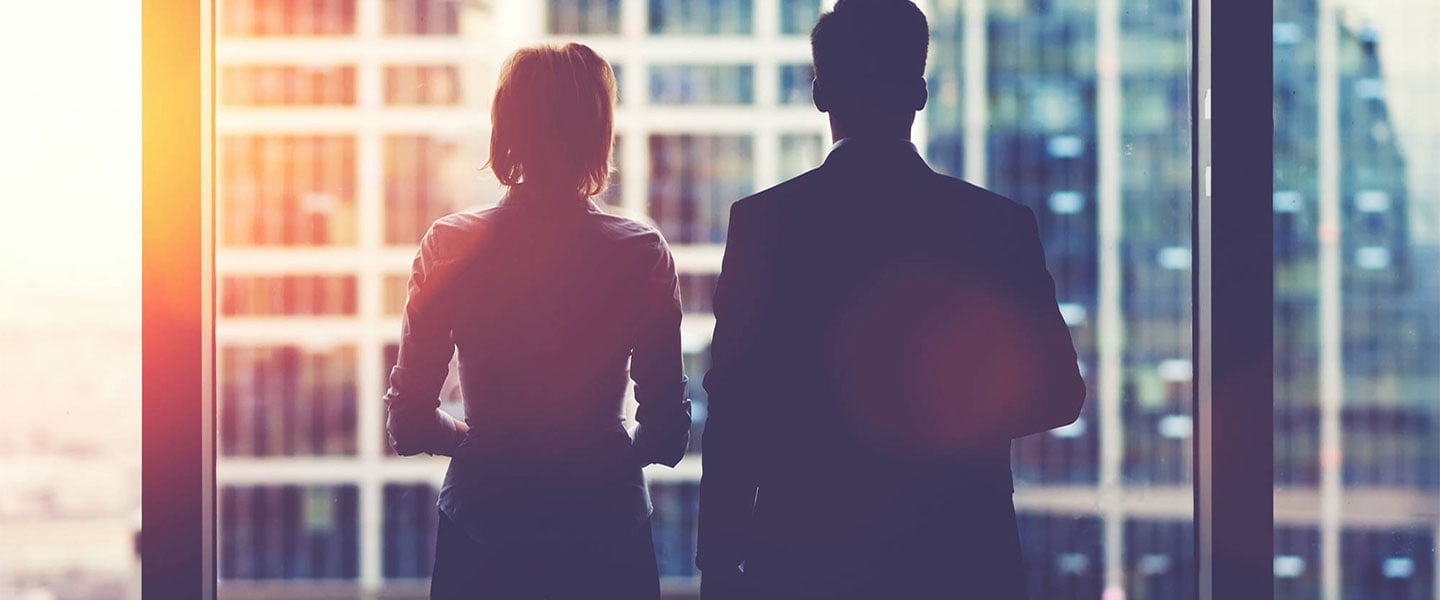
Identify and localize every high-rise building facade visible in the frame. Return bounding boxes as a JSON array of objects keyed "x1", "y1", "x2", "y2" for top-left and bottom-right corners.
[
  {"x1": 213, "y1": 1, "x2": 1436, "y2": 599},
  {"x1": 1272, "y1": 0, "x2": 1439, "y2": 597}
]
